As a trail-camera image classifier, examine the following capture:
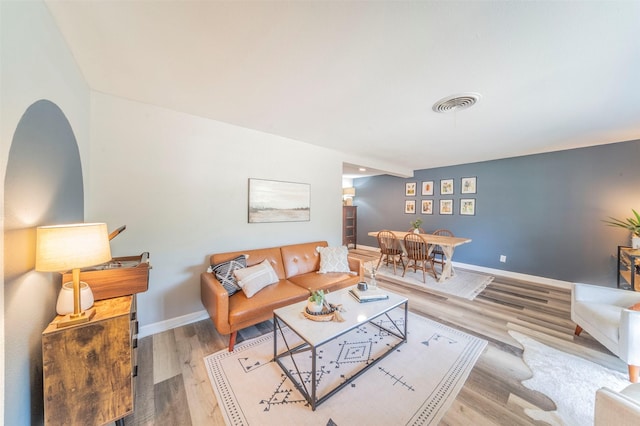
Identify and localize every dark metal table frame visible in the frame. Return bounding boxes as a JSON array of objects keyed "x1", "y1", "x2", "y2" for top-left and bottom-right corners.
[{"x1": 273, "y1": 299, "x2": 408, "y2": 410}]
